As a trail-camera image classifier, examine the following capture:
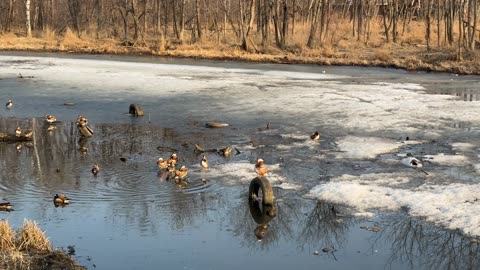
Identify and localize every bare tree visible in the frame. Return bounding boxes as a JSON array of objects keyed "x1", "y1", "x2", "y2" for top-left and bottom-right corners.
[
  {"x1": 66, "y1": 0, "x2": 81, "y2": 32},
  {"x1": 239, "y1": 0, "x2": 256, "y2": 51},
  {"x1": 426, "y1": 0, "x2": 432, "y2": 50},
  {"x1": 25, "y1": 0, "x2": 32, "y2": 37},
  {"x1": 195, "y1": 0, "x2": 203, "y2": 40}
]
